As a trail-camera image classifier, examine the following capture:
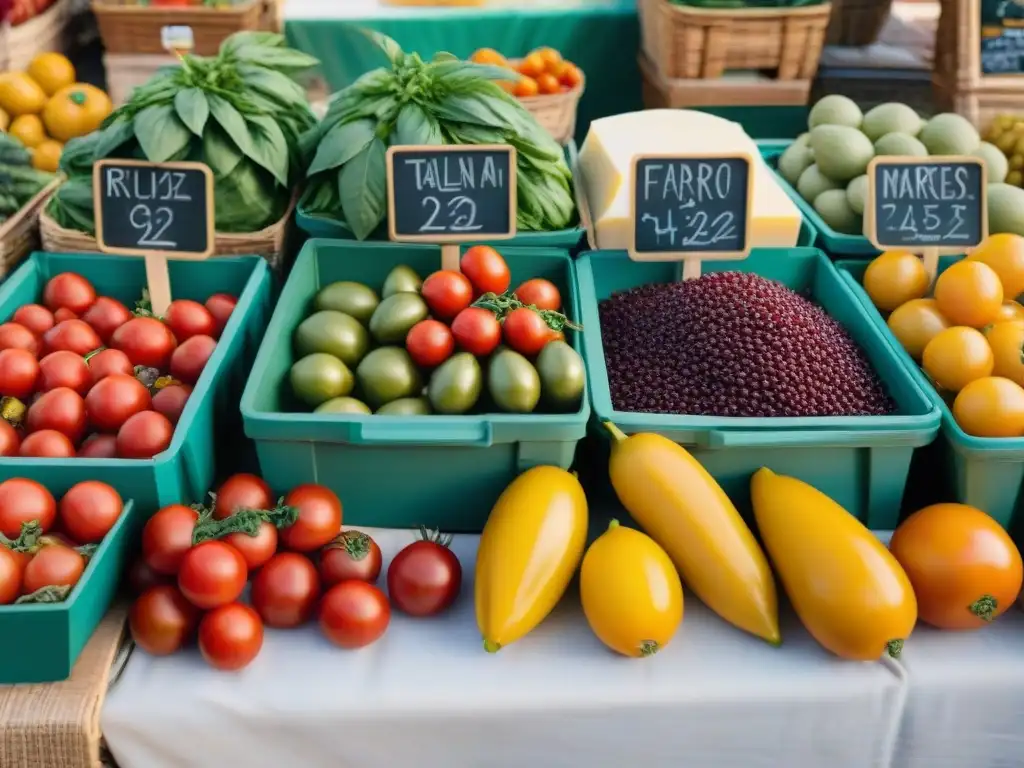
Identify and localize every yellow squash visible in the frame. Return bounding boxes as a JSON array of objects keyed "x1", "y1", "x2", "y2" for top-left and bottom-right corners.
[
  {"x1": 751, "y1": 468, "x2": 917, "y2": 661},
  {"x1": 580, "y1": 520, "x2": 683, "y2": 657},
  {"x1": 605, "y1": 423, "x2": 780, "y2": 645},
  {"x1": 42, "y1": 84, "x2": 113, "y2": 143},
  {"x1": 476, "y1": 465, "x2": 588, "y2": 652},
  {"x1": 0, "y1": 73, "x2": 47, "y2": 118}
]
